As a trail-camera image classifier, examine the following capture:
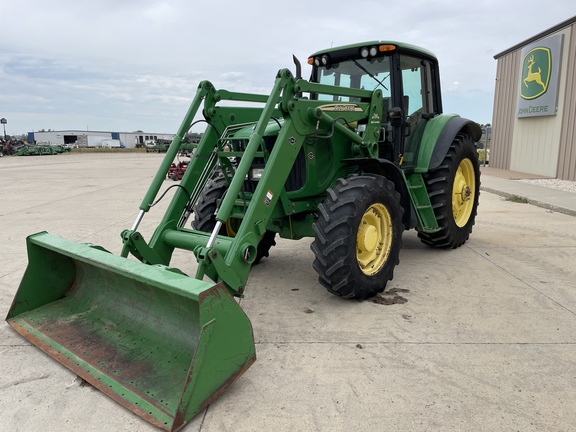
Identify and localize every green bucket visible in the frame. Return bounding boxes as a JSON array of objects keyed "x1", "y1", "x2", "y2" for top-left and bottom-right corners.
[{"x1": 6, "y1": 232, "x2": 256, "y2": 431}]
